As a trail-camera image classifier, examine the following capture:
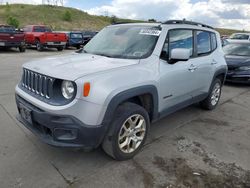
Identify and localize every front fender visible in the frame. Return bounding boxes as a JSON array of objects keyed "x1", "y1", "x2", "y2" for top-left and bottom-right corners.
[{"x1": 101, "y1": 85, "x2": 159, "y2": 125}]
